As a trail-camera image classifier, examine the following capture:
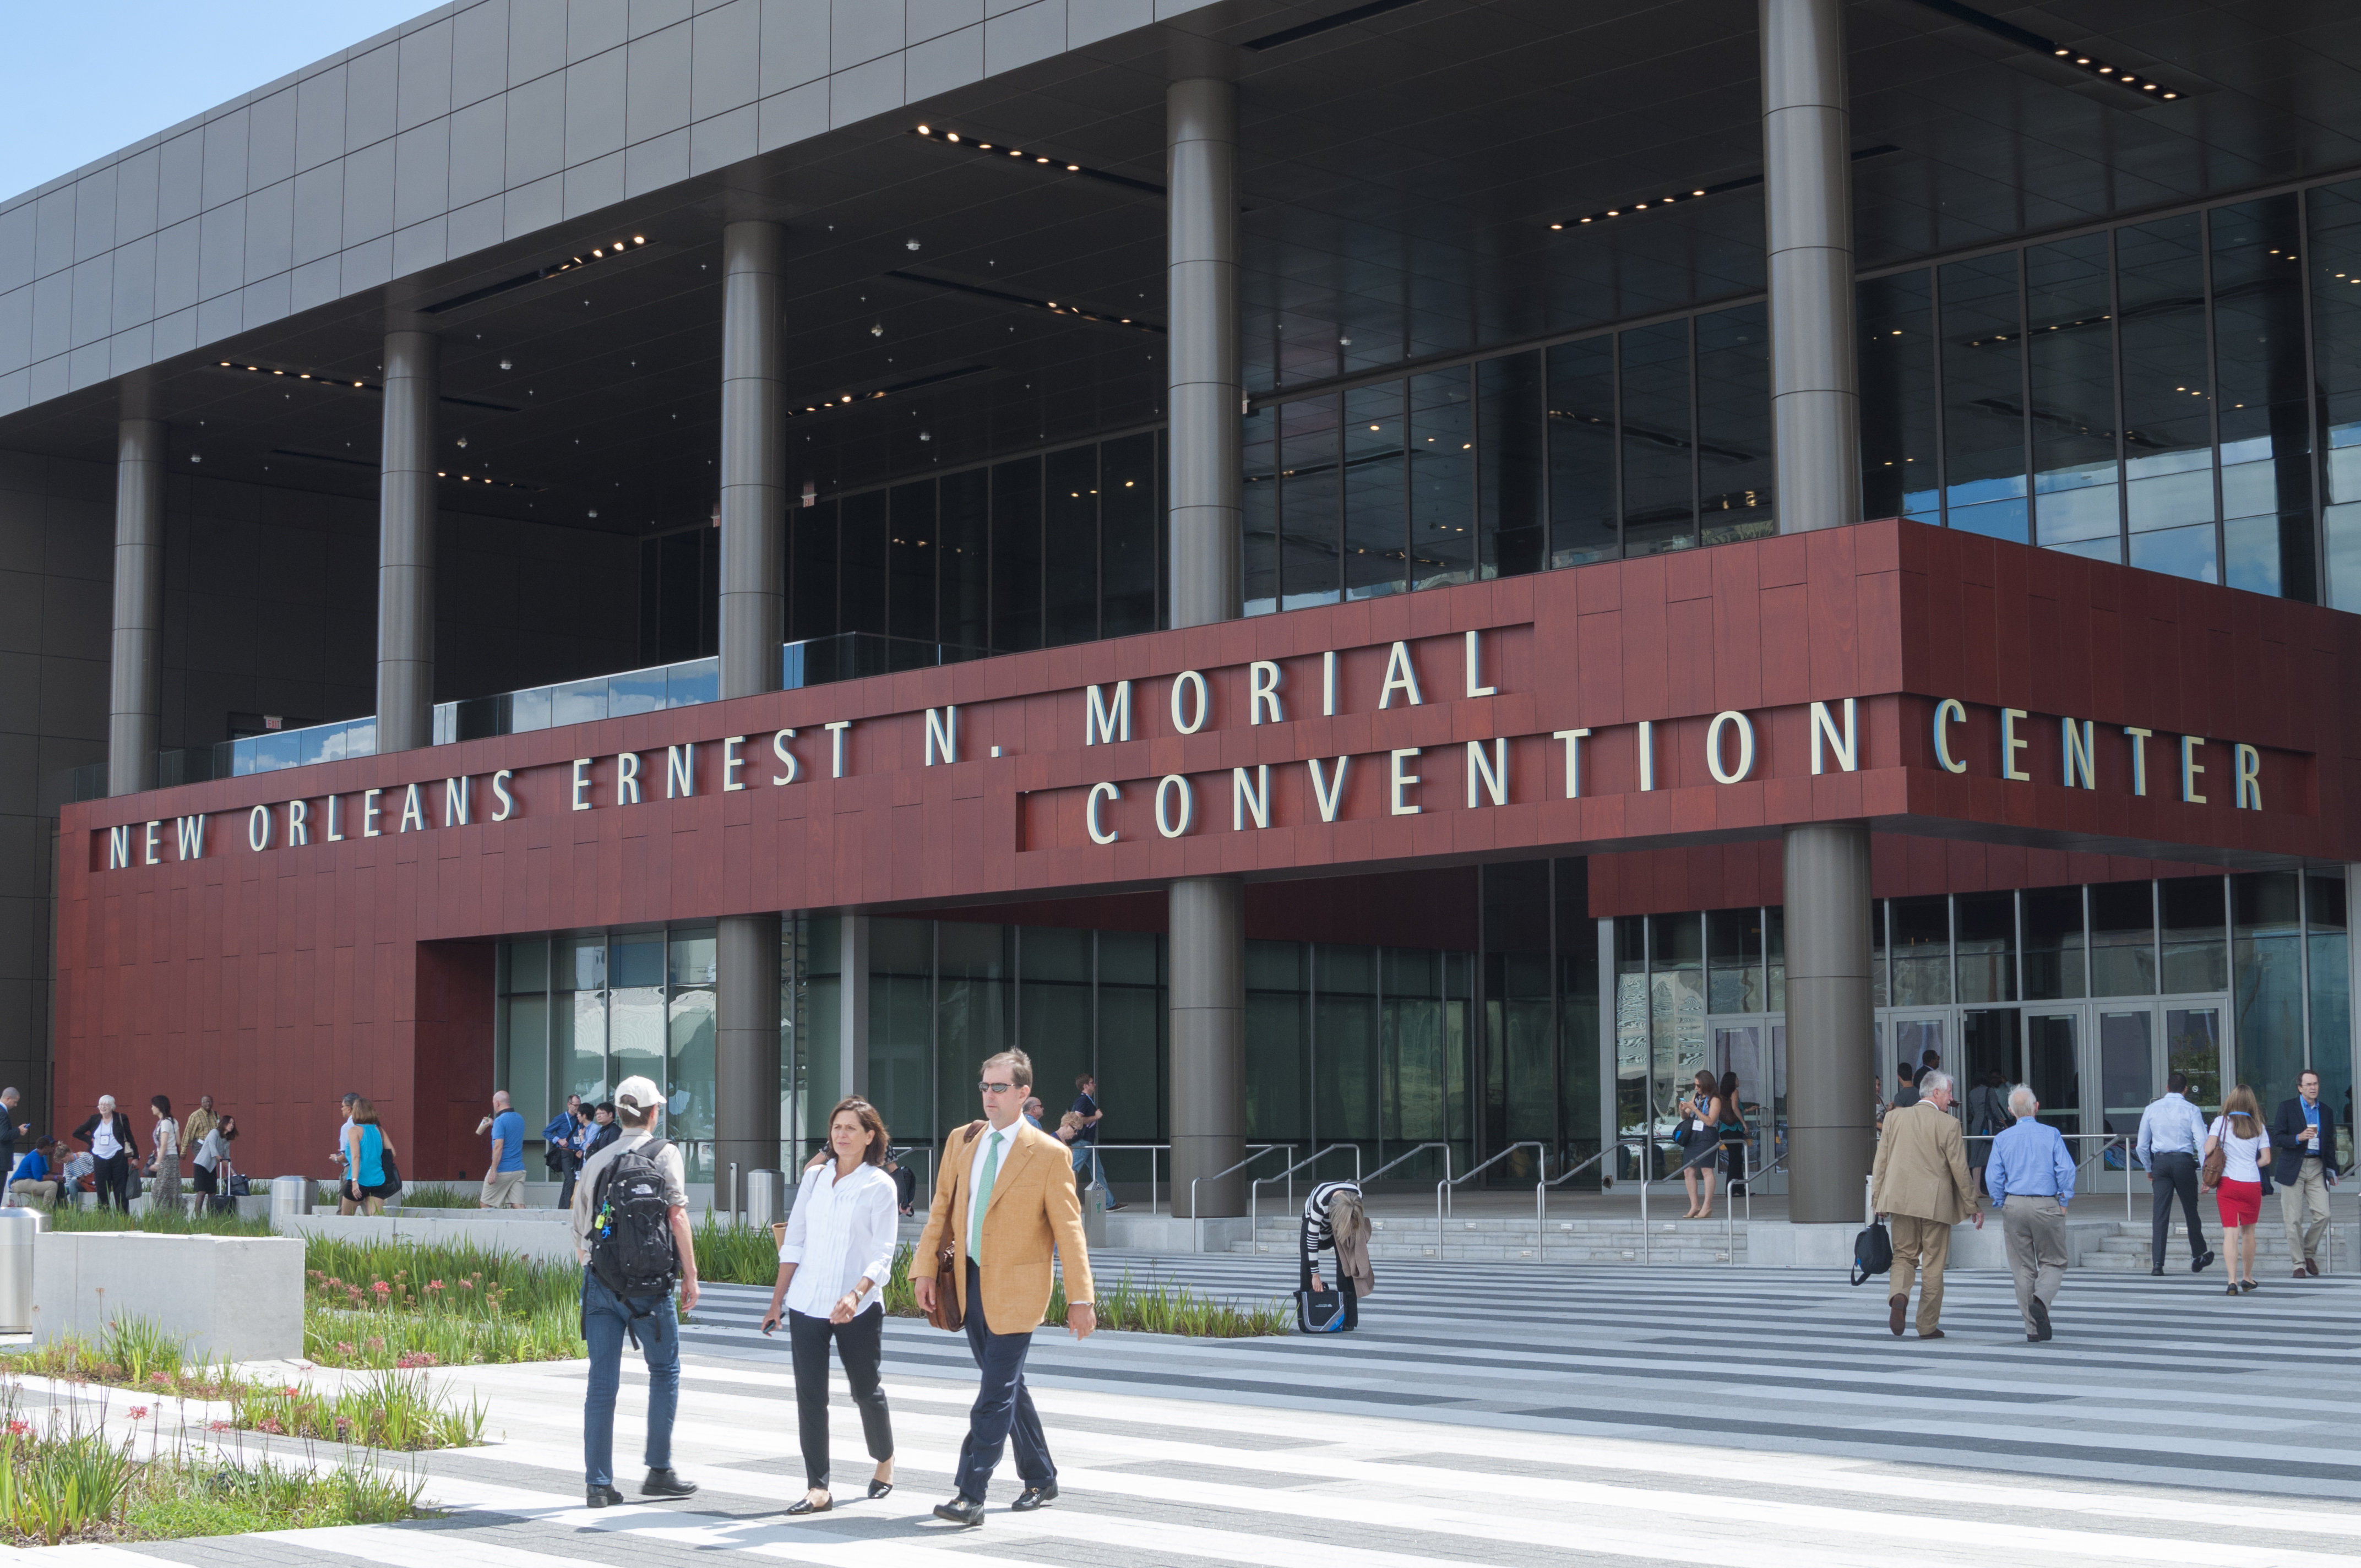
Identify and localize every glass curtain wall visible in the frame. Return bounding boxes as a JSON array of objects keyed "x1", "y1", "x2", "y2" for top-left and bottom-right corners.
[{"x1": 1477, "y1": 860, "x2": 1599, "y2": 1185}]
